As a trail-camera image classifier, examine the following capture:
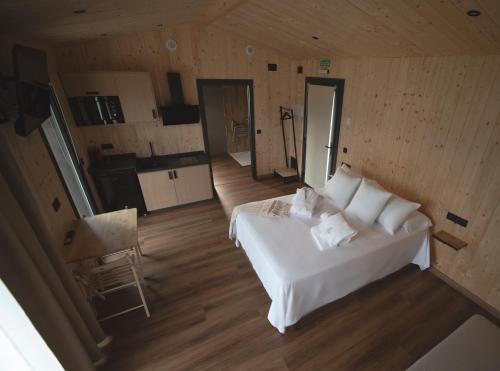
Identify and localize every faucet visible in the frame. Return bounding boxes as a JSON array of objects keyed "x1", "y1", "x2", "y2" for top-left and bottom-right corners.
[{"x1": 149, "y1": 141, "x2": 156, "y2": 159}]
